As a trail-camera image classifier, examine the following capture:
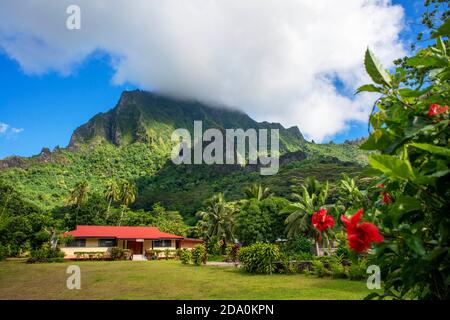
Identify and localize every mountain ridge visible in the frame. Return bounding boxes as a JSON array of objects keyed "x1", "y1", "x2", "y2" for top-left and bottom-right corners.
[
  {"x1": 0, "y1": 90, "x2": 368, "y2": 218},
  {"x1": 68, "y1": 90, "x2": 306, "y2": 151}
]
